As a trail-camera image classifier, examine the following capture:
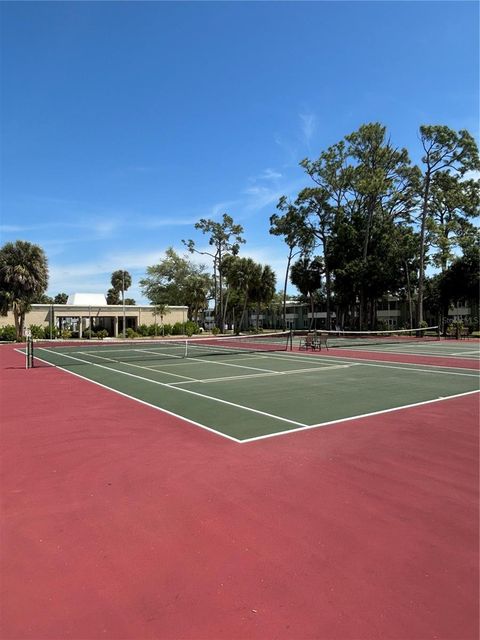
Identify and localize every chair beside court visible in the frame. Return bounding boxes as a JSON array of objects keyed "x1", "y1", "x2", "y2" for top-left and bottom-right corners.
[{"x1": 299, "y1": 332, "x2": 329, "y2": 351}]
